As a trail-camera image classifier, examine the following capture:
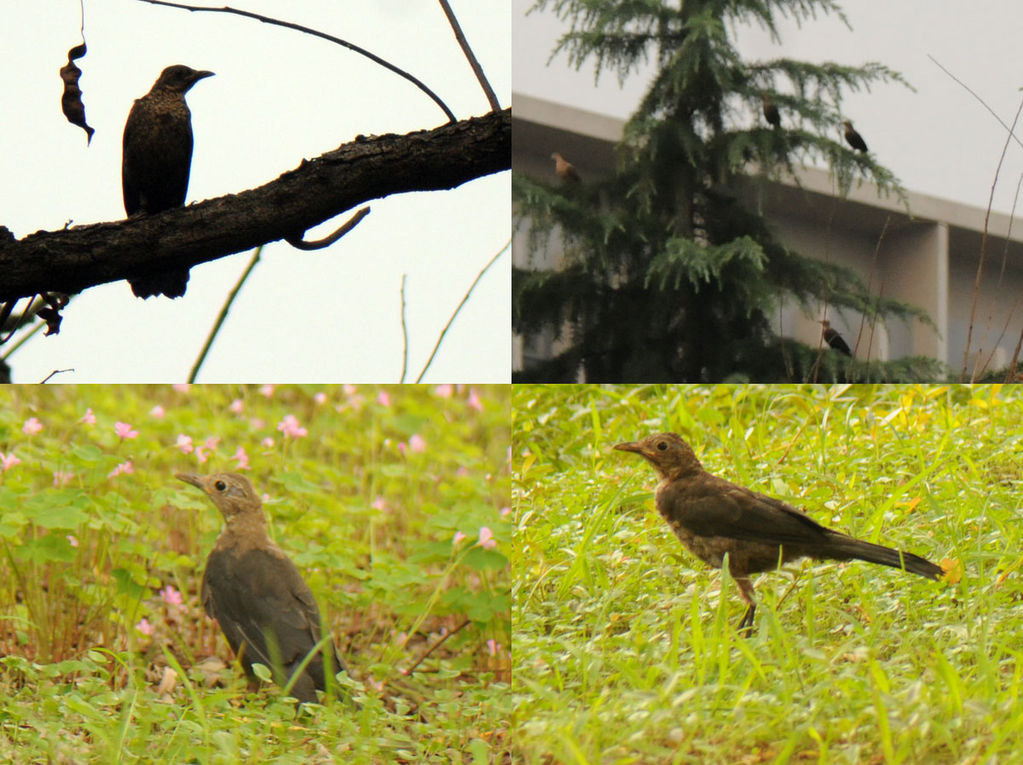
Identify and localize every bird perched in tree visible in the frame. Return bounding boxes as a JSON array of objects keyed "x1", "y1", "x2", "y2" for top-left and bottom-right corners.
[
  {"x1": 761, "y1": 94, "x2": 780, "y2": 128},
  {"x1": 122, "y1": 65, "x2": 214, "y2": 298},
  {"x1": 842, "y1": 120, "x2": 868, "y2": 153},
  {"x1": 613, "y1": 433, "x2": 944, "y2": 635},
  {"x1": 820, "y1": 319, "x2": 852, "y2": 357},
  {"x1": 551, "y1": 152, "x2": 581, "y2": 183},
  {"x1": 177, "y1": 472, "x2": 350, "y2": 703}
]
